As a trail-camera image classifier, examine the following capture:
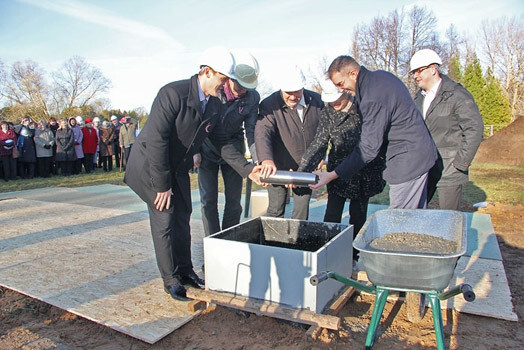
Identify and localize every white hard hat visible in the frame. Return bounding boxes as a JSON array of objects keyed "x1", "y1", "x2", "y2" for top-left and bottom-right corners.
[
  {"x1": 232, "y1": 51, "x2": 259, "y2": 89},
  {"x1": 199, "y1": 46, "x2": 235, "y2": 78},
  {"x1": 279, "y1": 65, "x2": 305, "y2": 92},
  {"x1": 410, "y1": 49, "x2": 442, "y2": 73},
  {"x1": 93, "y1": 117, "x2": 101, "y2": 123},
  {"x1": 110, "y1": 115, "x2": 117, "y2": 121},
  {"x1": 319, "y1": 78, "x2": 343, "y2": 103}
]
